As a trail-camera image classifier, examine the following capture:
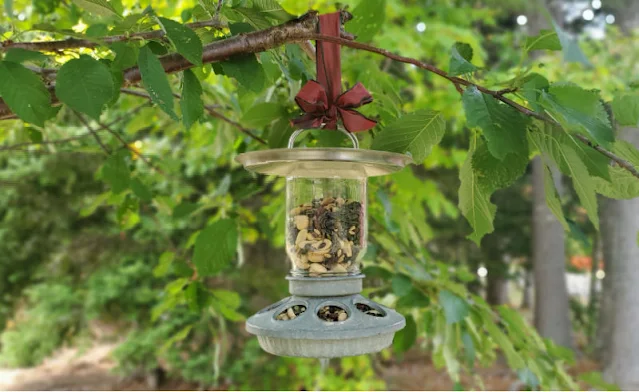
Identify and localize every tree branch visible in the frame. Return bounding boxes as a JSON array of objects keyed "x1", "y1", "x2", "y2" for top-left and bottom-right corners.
[
  {"x1": 0, "y1": 19, "x2": 225, "y2": 52},
  {"x1": 73, "y1": 112, "x2": 111, "y2": 154},
  {"x1": 0, "y1": 11, "x2": 636, "y2": 180},
  {"x1": 119, "y1": 88, "x2": 267, "y2": 145}
]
